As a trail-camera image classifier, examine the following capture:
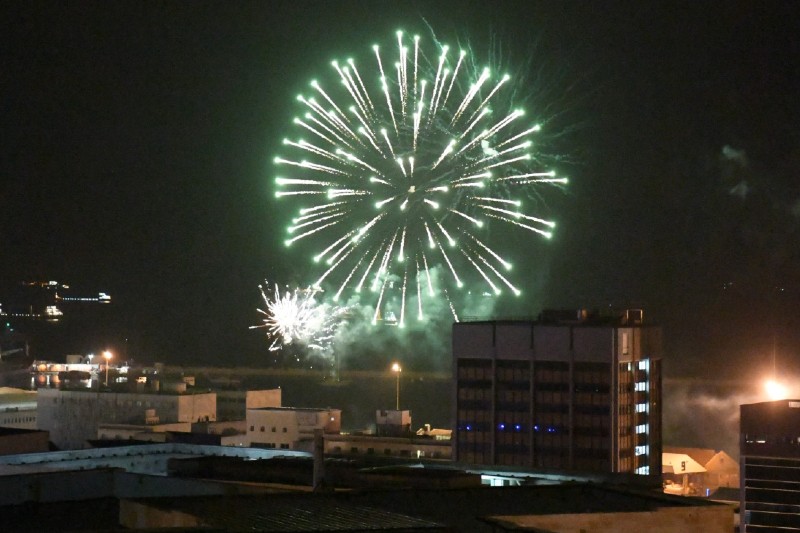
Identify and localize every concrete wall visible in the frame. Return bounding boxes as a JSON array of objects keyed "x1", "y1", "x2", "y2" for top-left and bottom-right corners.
[
  {"x1": 215, "y1": 388, "x2": 281, "y2": 422},
  {"x1": 97, "y1": 422, "x2": 192, "y2": 441},
  {"x1": 247, "y1": 389, "x2": 281, "y2": 408},
  {"x1": 247, "y1": 408, "x2": 341, "y2": 449},
  {"x1": 0, "y1": 388, "x2": 38, "y2": 430},
  {"x1": 37, "y1": 388, "x2": 216, "y2": 450},
  {"x1": 325, "y1": 434, "x2": 451, "y2": 459},
  {"x1": 0, "y1": 409, "x2": 37, "y2": 430}
]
